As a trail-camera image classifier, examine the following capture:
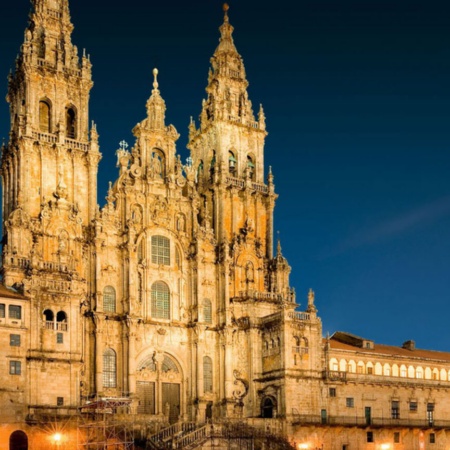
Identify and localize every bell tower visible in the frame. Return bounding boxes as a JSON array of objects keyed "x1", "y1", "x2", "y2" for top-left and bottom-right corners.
[
  {"x1": 2, "y1": 0, "x2": 100, "y2": 285},
  {"x1": 0, "y1": 0, "x2": 100, "y2": 414}
]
